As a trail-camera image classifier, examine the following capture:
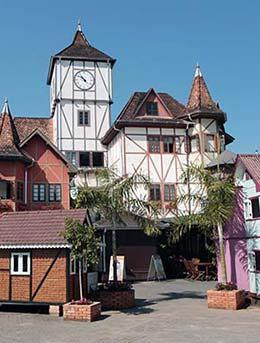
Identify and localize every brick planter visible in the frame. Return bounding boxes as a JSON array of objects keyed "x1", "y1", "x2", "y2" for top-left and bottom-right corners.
[
  {"x1": 95, "y1": 289, "x2": 135, "y2": 310},
  {"x1": 207, "y1": 289, "x2": 245, "y2": 310},
  {"x1": 63, "y1": 302, "x2": 101, "y2": 321}
]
